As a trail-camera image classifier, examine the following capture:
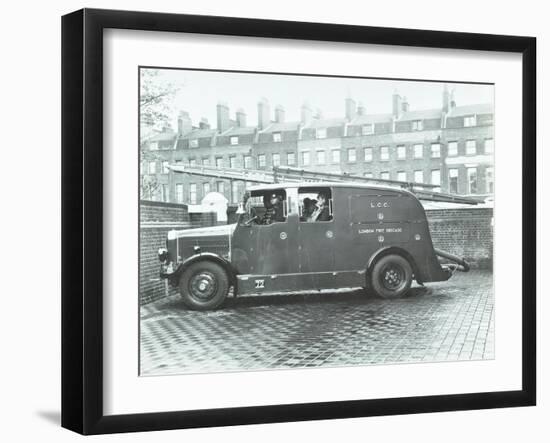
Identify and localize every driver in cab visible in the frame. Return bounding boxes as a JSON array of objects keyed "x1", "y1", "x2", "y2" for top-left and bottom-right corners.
[{"x1": 242, "y1": 192, "x2": 285, "y2": 225}]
